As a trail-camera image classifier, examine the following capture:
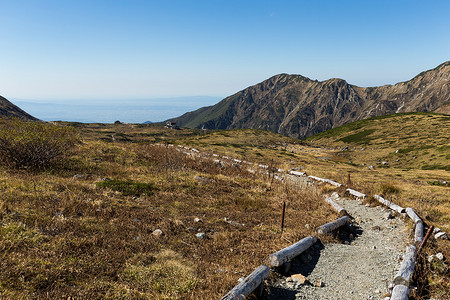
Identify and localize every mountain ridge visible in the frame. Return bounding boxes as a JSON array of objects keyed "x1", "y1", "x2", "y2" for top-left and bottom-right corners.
[
  {"x1": 0, "y1": 95, "x2": 38, "y2": 120},
  {"x1": 170, "y1": 61, "x2": 450, "y2": 138}
]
